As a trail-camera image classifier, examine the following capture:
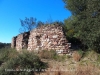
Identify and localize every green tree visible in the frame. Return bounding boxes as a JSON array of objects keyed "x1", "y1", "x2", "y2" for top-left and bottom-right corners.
[
  {"x1": 0, "y1": 42, "x2": 11, "y2": 49},
  {"x1": 64, "y1": 16, "x2": 78, "y2": 38},
  {"x1": 63, "y1": 0, "x2": 100, "y2": 52}
]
